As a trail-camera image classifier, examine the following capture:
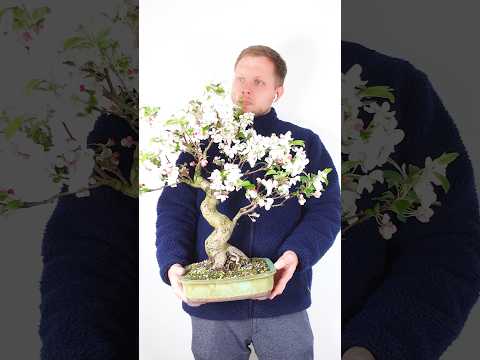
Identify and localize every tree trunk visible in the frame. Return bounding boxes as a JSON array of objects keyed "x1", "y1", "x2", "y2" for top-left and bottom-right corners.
[{"x1": 200, "y1": 190, "x2": 248, "y2": 269}]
